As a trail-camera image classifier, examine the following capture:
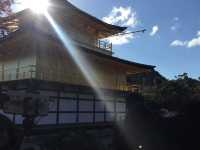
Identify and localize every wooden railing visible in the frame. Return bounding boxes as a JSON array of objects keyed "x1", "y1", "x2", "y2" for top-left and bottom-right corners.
[
  {"x1": 0, "y1": 65, "x2": 134, "y2": 92},
  {"x1": 96, "y1": 40, "x2": 112, "y2": 52},
  {"x1": 0, "y1": 65, "x2": 36, "y2": 81}
]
